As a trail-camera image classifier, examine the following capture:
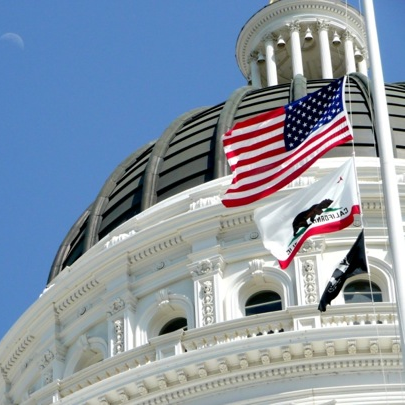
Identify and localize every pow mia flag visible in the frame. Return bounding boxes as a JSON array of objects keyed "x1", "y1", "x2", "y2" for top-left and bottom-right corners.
[{"x1": 318, "y1": 230, "x2": 367, "y2": 312}]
